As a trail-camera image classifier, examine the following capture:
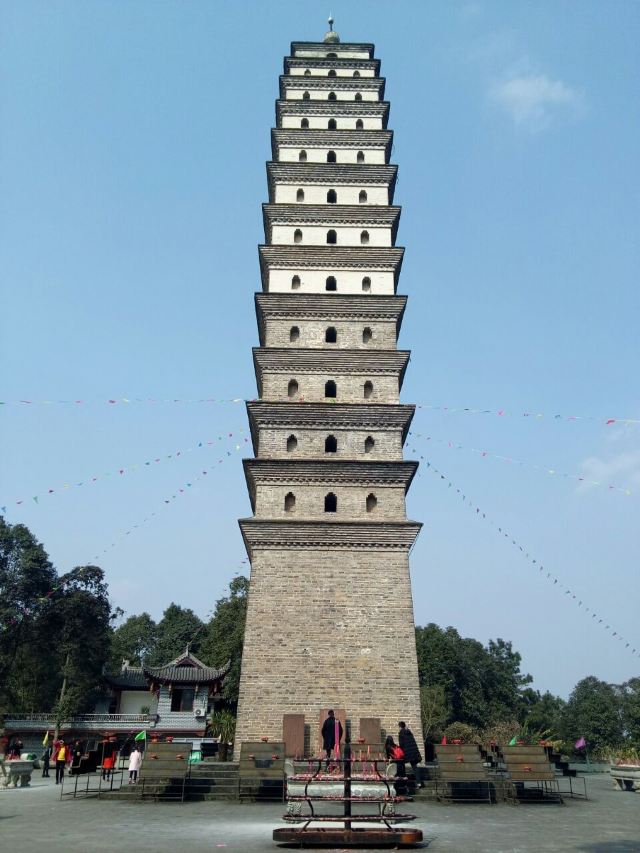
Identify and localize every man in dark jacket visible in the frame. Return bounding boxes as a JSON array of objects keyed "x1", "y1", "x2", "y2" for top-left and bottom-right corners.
[
  {"x1": 398, "y1": 721, "x2": 424, "y2": 787},
  {"x1": 321, "y1": 710, "x2": 343, "y2": 765}
]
